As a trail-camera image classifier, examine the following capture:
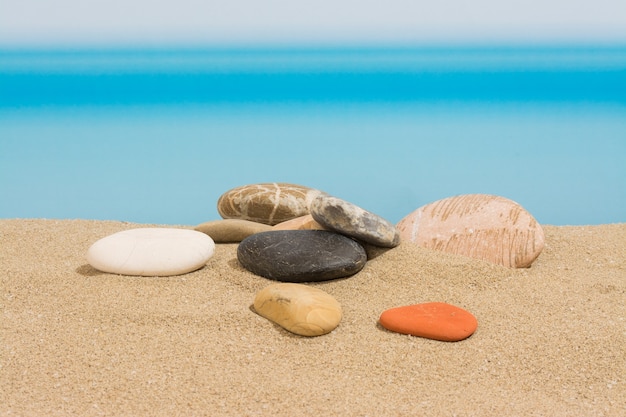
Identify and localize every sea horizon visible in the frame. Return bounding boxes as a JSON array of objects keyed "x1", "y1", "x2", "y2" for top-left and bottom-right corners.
[{"x1": 2, "y1": 44, "x2": 625, "y2": 106}]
